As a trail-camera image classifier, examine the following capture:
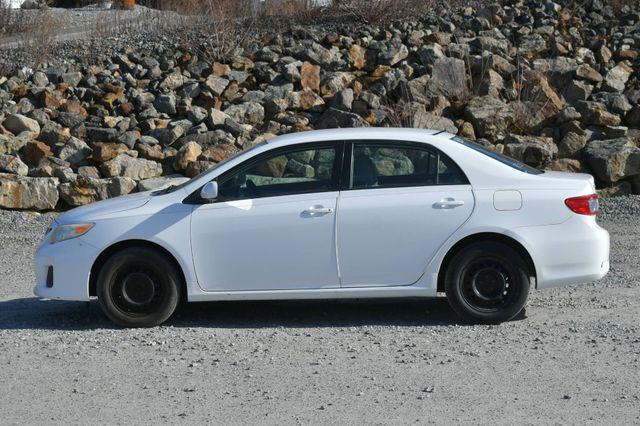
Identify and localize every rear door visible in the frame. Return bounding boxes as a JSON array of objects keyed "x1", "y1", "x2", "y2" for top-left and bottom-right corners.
[{"x1": 337, "y1": 140, "x2": 474, "y2": 287}]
